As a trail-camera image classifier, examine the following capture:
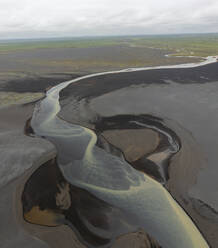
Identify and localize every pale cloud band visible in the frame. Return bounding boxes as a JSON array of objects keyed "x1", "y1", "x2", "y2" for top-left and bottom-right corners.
[{"x1": 0, "y1": 0, "x2": 218, "y2": 38}]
